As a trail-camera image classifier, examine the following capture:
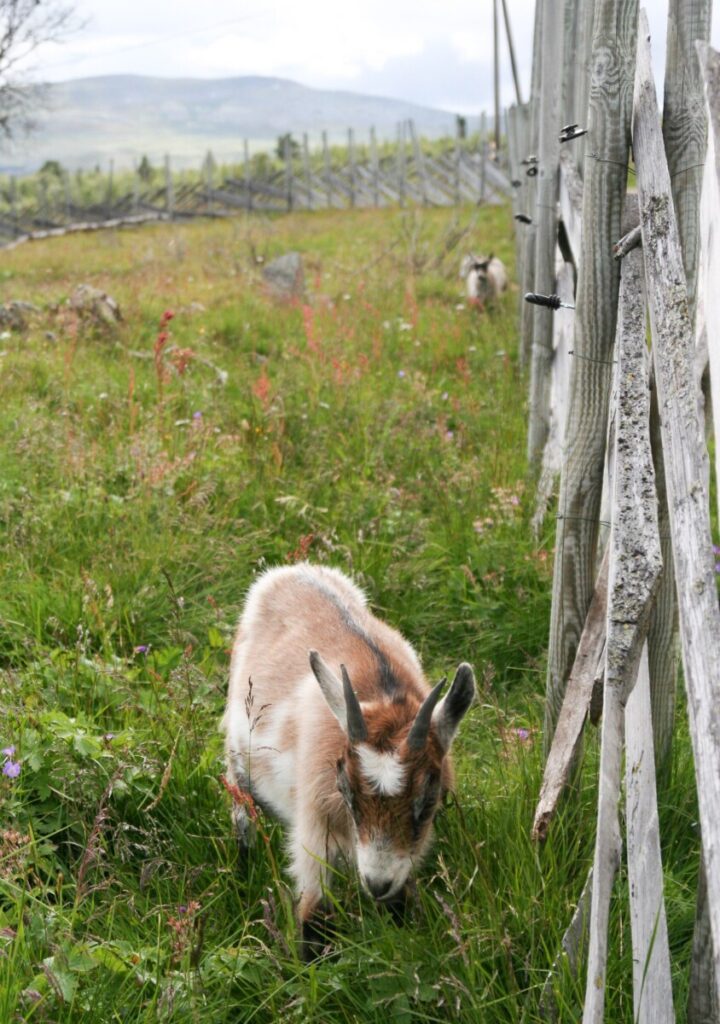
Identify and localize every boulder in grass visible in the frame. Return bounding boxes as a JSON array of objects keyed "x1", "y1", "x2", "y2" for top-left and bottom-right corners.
[
  {"x1": 261, "y1": 252, "x2": 304, "y2": 300},
  {"x1": 69, "y1": 284, "x2": 122, "y2": 326},
  {"x1": 0, "y1": 300, "x2": 40, "y2": 331}
]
